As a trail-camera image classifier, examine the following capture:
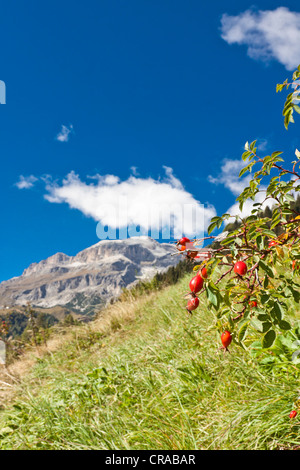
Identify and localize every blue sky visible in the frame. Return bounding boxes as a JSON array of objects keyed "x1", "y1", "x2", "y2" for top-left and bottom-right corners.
[{"x1": 1, "y1": 0, "x2": 300, "y2": 282}]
